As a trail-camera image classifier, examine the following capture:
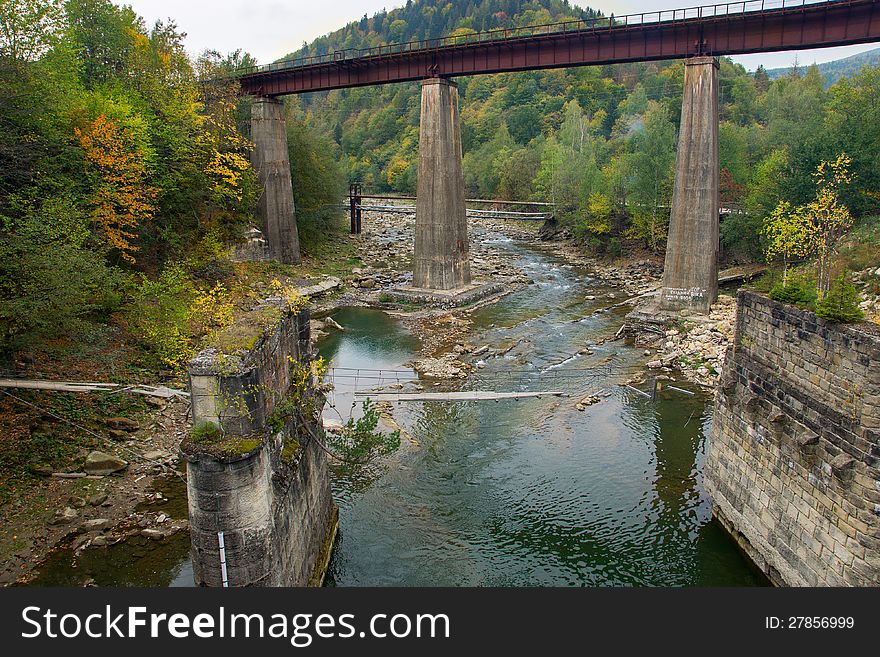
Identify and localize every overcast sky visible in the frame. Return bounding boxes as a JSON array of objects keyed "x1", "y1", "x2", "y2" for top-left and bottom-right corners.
[{"x1": 125, "y1": 0, "x2": 877, "y2": 71}]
